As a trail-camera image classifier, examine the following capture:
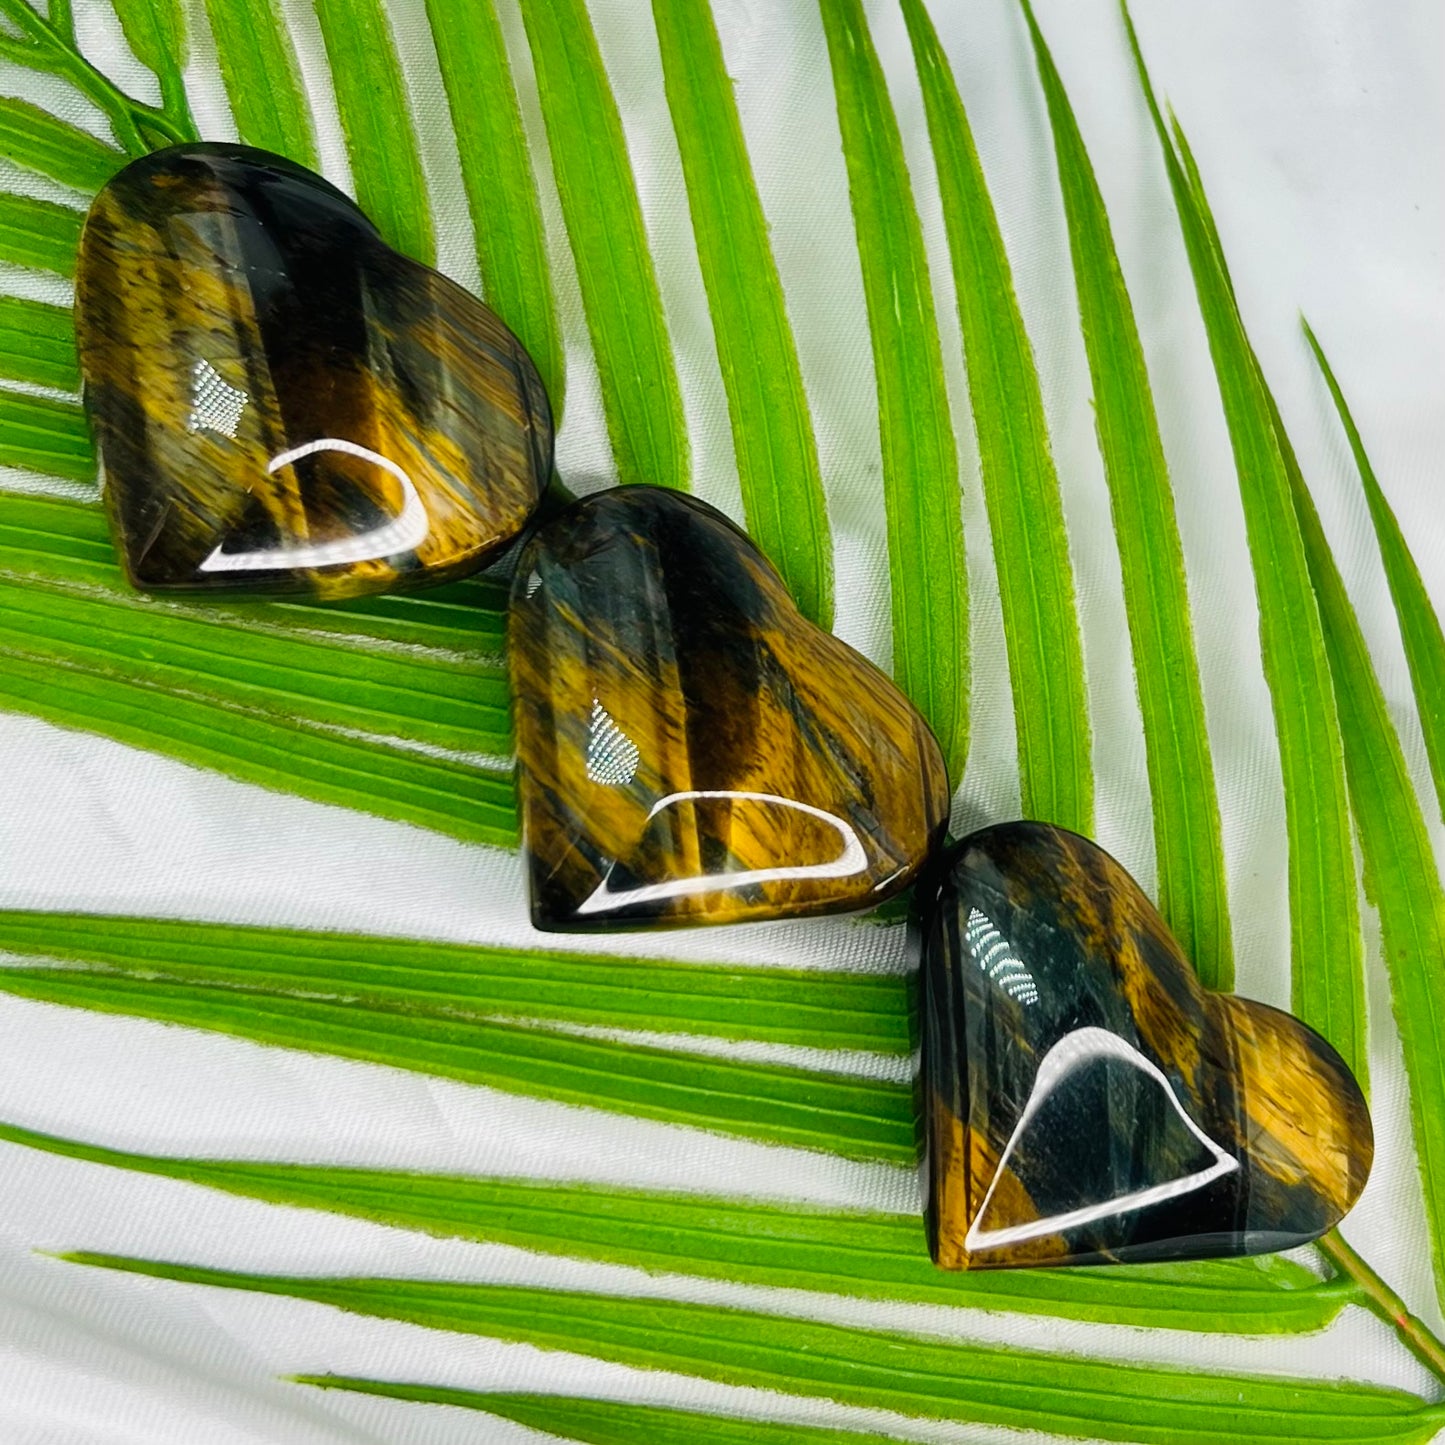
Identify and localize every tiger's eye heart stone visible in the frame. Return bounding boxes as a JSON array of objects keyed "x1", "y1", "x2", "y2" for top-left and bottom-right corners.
[
  {"x1": 75, "y1": 143, "x2": 551, "y2": 598},
  {"x1": 510, "y1": 486, "x2": 951, "y2": 930},
  {"x1": 920, "y1": 822, "x2": 1372, "y2": 1269}
]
